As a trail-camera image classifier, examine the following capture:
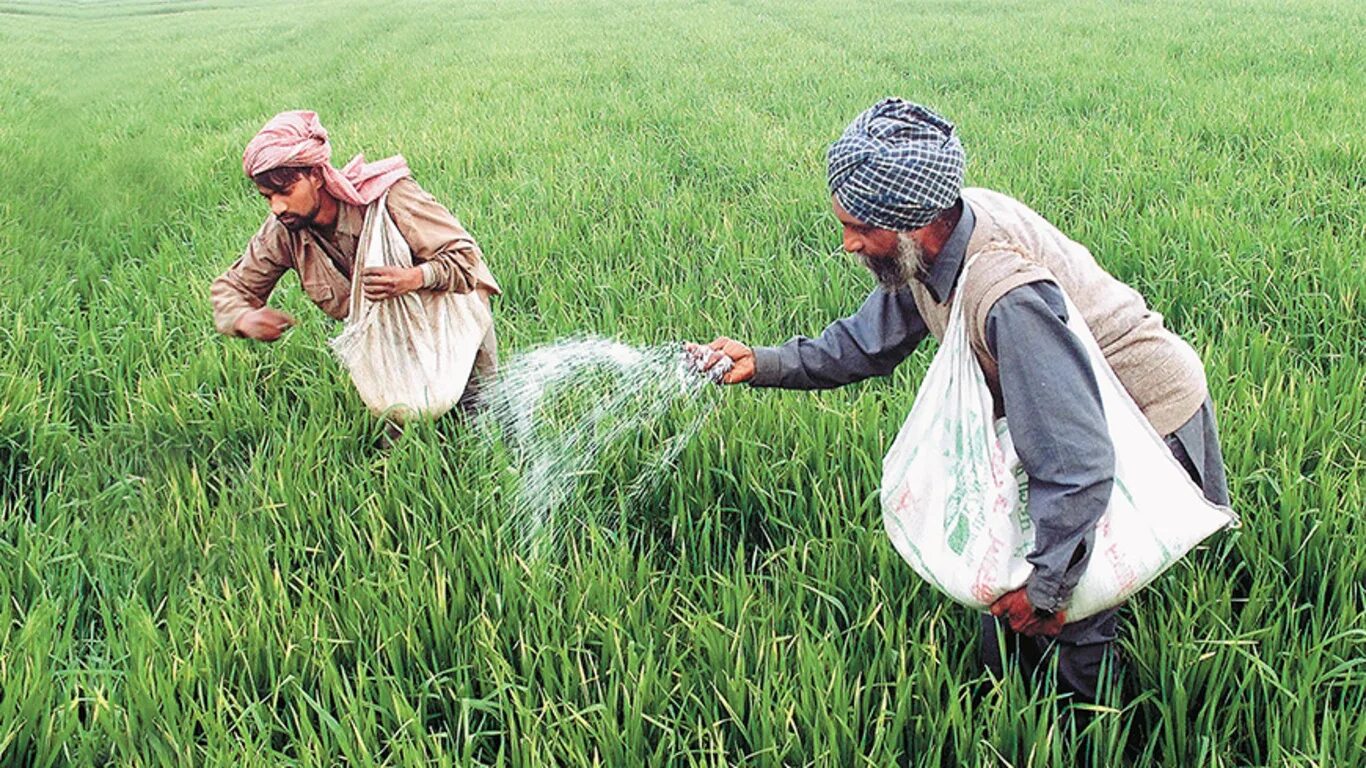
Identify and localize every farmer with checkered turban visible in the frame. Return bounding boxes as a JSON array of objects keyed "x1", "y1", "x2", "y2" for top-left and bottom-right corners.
[{"x1": 689, "y1": 98, "x2": 1230, "y2": 705}]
